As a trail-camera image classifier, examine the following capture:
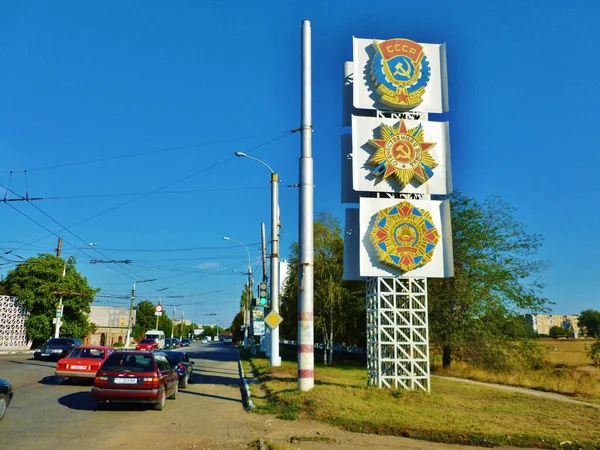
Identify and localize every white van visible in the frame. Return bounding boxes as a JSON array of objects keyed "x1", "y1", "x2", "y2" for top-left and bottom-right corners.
[{"x1": 144, "y1": 330, "x2": 165, "y2": 349}]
